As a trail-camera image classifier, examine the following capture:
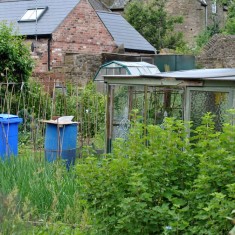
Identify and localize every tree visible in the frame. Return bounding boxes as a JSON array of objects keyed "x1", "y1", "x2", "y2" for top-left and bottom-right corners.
[
  {"x1": 223, "y1": 1, "x2": 235, "y2": 34},
  {"x1": 124, "y1": 0, "x2": 185, "y2": 51},
  {"x1": 0, "y1": 22, "x2": 33, "y2": 83}
]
